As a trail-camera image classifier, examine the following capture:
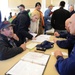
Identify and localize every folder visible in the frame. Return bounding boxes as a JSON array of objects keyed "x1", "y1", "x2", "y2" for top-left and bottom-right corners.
[{"x1": 6, "y1": 52, "x2": 50, "y2": 75}]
